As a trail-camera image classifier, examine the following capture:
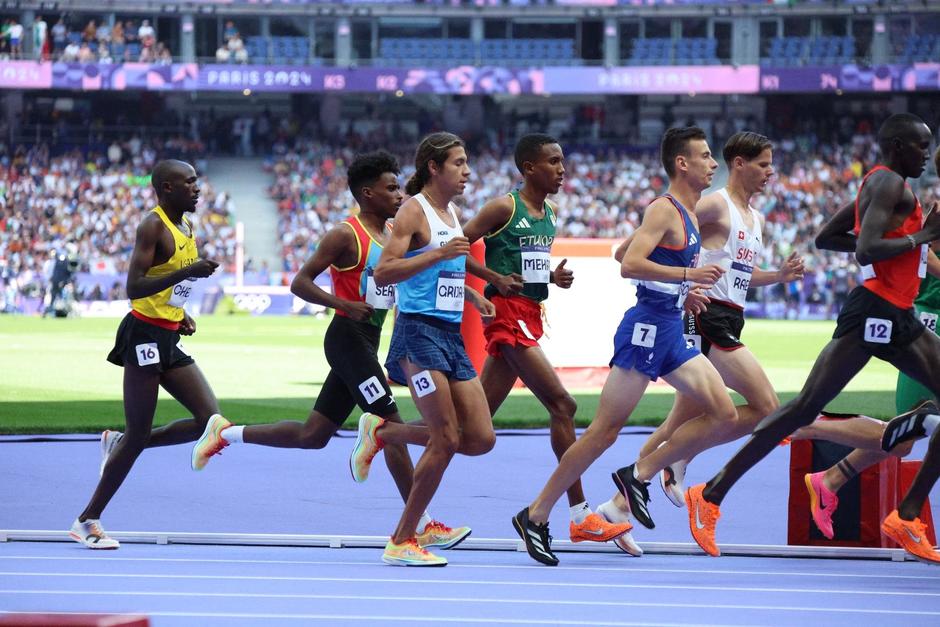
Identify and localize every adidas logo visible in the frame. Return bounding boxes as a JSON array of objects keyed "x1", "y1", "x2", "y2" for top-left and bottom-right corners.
[
  {"x1": 688, "y1": 233, "x2": 698, "y2": 245},
  {"x1": 515, "y1": 217, "x2": 531, "y2": 229}
]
